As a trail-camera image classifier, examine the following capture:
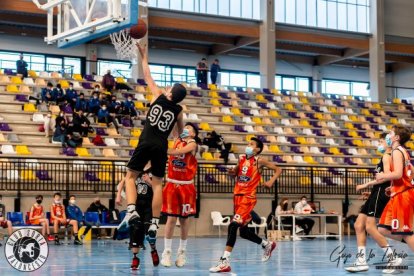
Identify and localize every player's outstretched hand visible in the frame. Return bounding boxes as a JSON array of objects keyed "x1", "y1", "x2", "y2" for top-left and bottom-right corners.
[
  {"x1": 115, "y1": 194, "x2": 122, "y2": 206},
  {"x1": 137, "y1": 43, "x2": 147, "y2": 59},
  {"x1": 262, "y1": 180, "x2": 273, "y2": 189},
  {"x1": 356, "y1": 183, "x2": 368, "y2": 192},
  {"x1": 376, "y1": 172, "x2": 385, "y2": 181}
]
